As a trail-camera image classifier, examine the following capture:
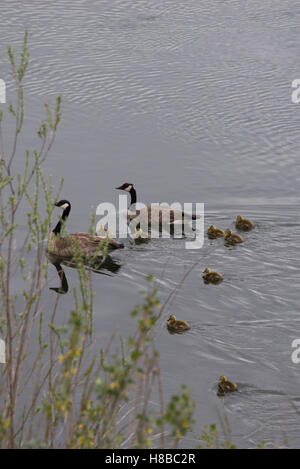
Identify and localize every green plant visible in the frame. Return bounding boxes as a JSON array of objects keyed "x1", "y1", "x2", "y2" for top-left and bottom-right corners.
[
  {"x1": 0, "y1": 31, "x2": 195, "y2": 449},
  {"x1": 197, "y1": 422, "x2": 236, "y2": 449}
]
